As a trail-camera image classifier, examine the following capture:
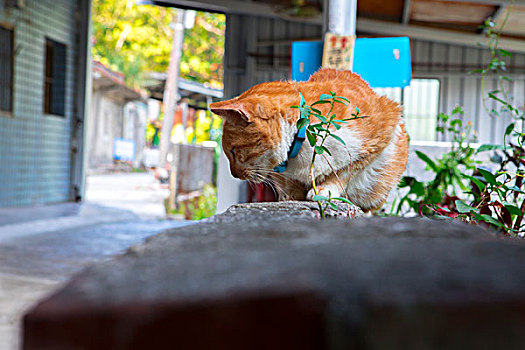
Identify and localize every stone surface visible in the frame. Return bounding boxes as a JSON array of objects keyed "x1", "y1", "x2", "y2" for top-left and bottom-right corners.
[
  {"x1": 24, "y1": 202, "x2": 525, "y2": 349},
  {"x1": 211, "y1": 201, "x2": 363, "y2": 223}
]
